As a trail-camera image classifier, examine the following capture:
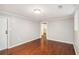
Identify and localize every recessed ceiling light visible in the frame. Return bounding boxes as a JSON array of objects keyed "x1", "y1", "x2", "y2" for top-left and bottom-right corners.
[{"x1": 33, "y1": 8, "x2": 41, "y2": 14}]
